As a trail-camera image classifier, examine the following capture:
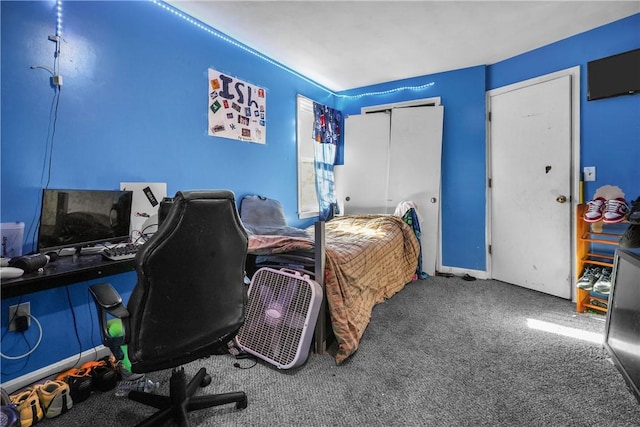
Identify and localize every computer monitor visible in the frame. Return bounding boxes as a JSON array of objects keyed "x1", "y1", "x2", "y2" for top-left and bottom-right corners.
[
  {"x1": 37, "y1": 189, "x2": 133, "y2": 253},
  {"x1": 603, "y1": 248, "x2": 640, "y2": 404}
]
